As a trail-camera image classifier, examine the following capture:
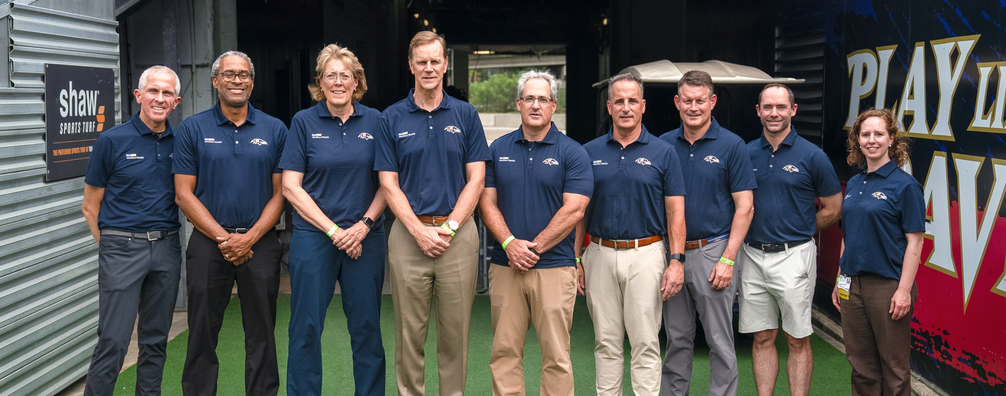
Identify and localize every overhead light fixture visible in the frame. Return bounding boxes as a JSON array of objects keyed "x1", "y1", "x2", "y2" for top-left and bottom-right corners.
[
  {"x1": 414, "y1": 13, "x2": 419, "y2": 19},
  {"x1": 602, "y1": 17, "x2": 608, "y2": 26},
  {"x1": 432, "y1": 27, "x2": 437, "y2": 33},
  {"x1": 423, "y1": 19, "x2": 429, "y2": 26},
  {"x1": 472, "y1": 50, "x2": 495, "y2": 55}
]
